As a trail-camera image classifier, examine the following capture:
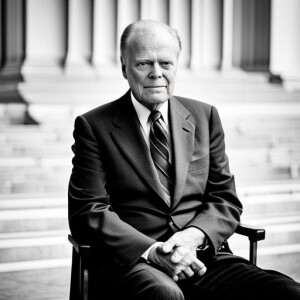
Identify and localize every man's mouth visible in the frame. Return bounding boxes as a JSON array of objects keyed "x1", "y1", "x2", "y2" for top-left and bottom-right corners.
[{"x1": 144, "y1": 86, "x2": 166, "y2": 88}]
